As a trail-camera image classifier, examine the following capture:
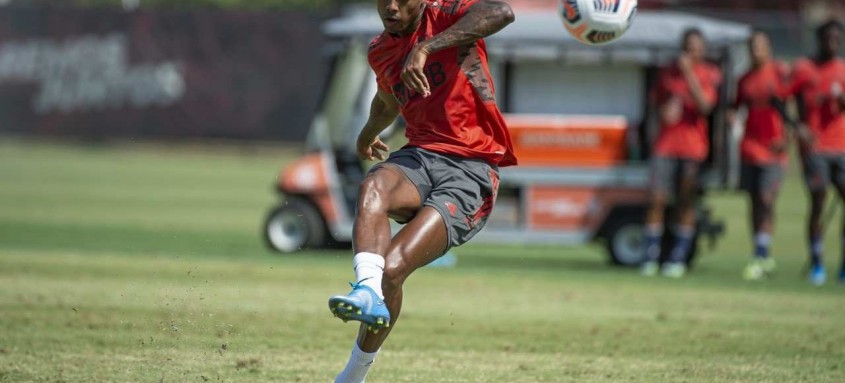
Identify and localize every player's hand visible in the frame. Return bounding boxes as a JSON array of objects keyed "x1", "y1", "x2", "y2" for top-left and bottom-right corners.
[
  {"x1": 401, "y1": 45, "x2": 431, "y2": 98},
  {"x1": 770, "y1": 141, "x2": 787, "y2": 155},
  {"x1": 659, "y1": 96, "x2": 683, "y2": 126},
  {"x1": 795, "y1": 123, "x2": 815, "y2": 150},
  {"x1": 678, "y1": 53, "x2": 694, "y2": 74},
  {"x1": 356, "y1": 135, "x2": 389, "y2": 161}
]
